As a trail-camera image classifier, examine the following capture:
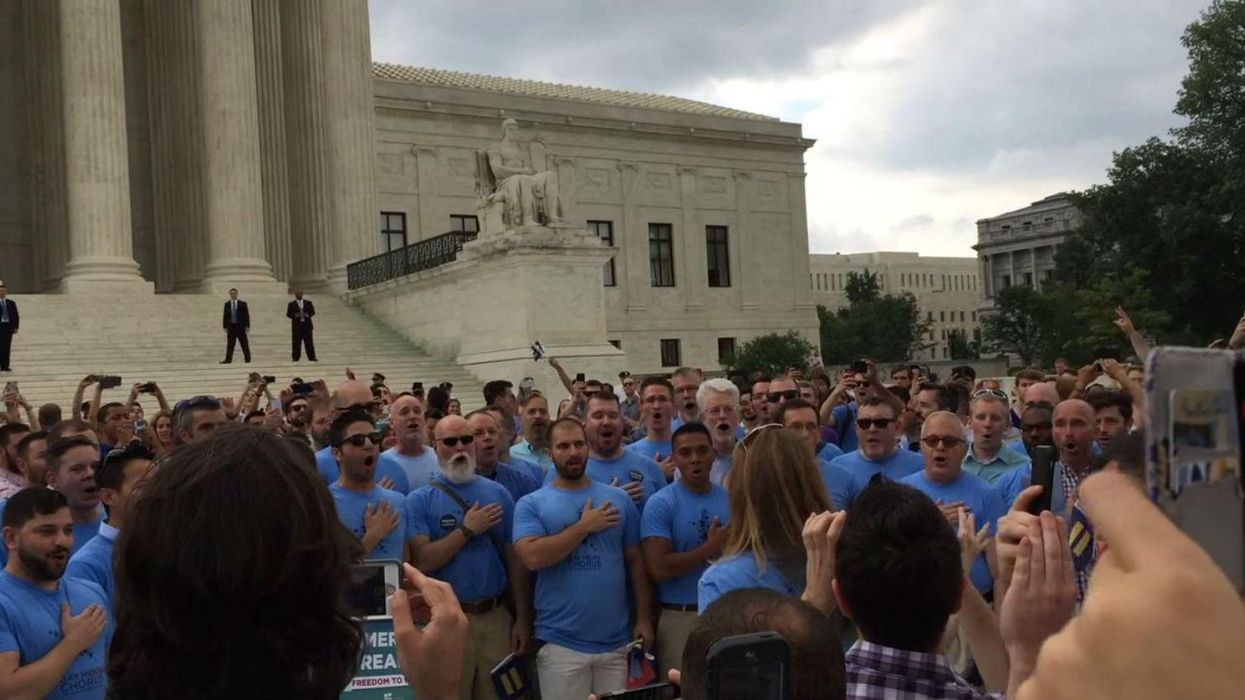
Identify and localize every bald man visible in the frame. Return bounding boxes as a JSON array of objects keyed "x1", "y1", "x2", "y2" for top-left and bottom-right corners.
[
  {"x1": 1022, "y1": 382, "x2": 1061, "y2": 413},
  {"x1": 996, "y1": 398, "x2": 1096, "y2": 513},
  {"x1": 377, "y1": 394, "x2": 440, "y2": 490},
  {"x1": 315, "y1": 381, "x2": 411, "y2": 493},
  {"x1": 900, "y1": 411, "x2": 1006, "y2": 595}
]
